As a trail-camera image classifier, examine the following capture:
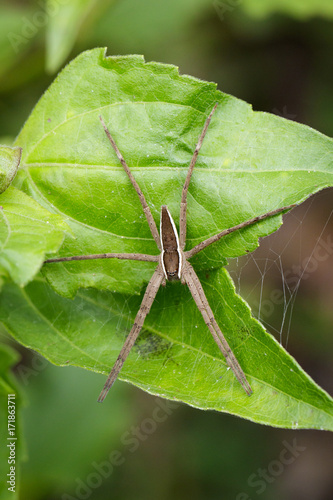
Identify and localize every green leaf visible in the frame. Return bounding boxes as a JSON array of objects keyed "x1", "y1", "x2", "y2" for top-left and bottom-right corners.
[
  {"x1": 241, "y1": 0, "x2": 333, "y2": 19},
  {"x1": 7, "y1": 48, "x2": 333, "y2": 427},
  {"x1": 0, "y1": 344, "x2": 22, "y2": 500},
  {"x1": 0, "y1": 186, "x2": 69, "y2": 286},
  {"x1": 0, "y1": 146, "x2": 21, "y2": 194},
  {"x1": 14, "y1": 48, "x2": 333, "y2": 298},
  {"x1": 1, "y1": 271, "x2": 332, "y2": 429}
]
